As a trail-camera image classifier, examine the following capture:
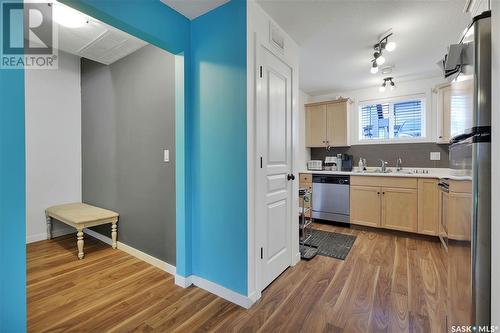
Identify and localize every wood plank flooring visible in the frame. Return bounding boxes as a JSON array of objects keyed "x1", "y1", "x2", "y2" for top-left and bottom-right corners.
[{"x1": 27, "y1": 223, "x2": 446, "y2": 332}]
